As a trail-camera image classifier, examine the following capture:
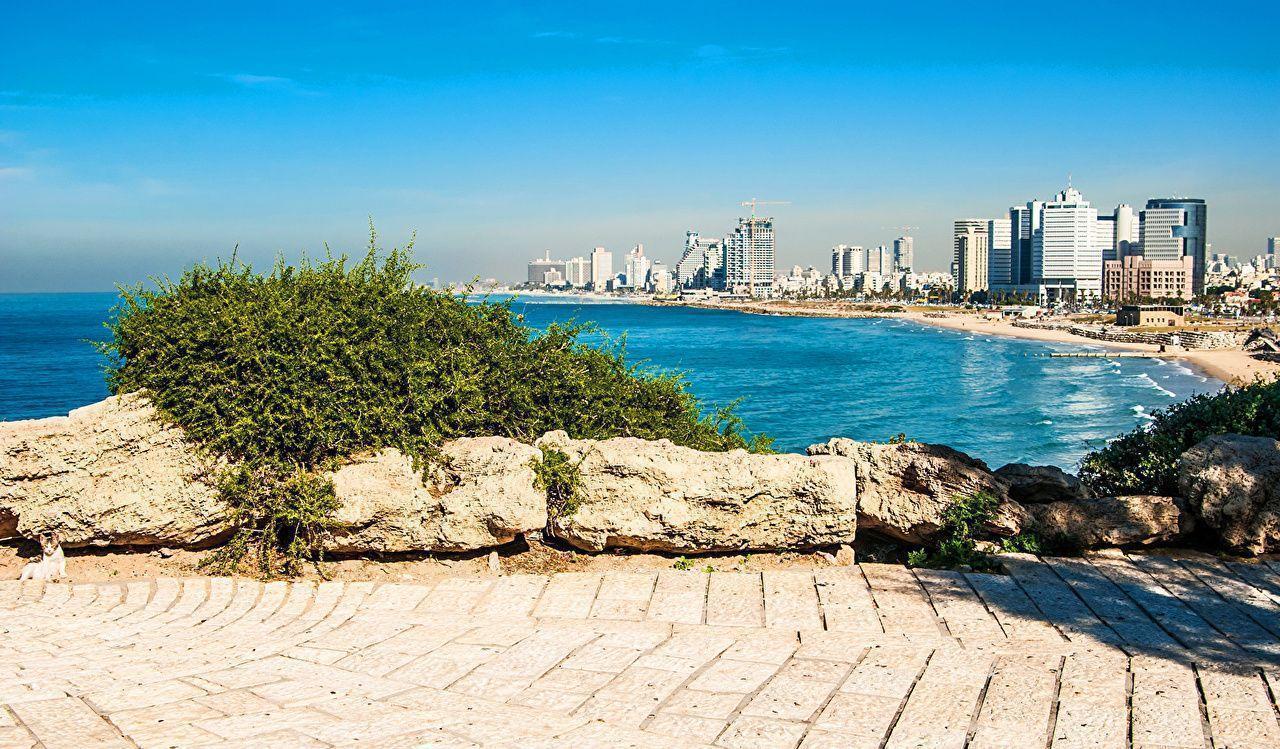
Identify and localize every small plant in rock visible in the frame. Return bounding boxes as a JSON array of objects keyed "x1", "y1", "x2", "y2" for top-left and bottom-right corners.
[
  {"x1": 906, "y1": 492, "x2": 1004, "y2": 572},
  {"x1": 672, "y1": 556, "x2": 694, "y2": 571},
  {"x1": 532, "y1": 448, "x2": 585, "y2": 520}
]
